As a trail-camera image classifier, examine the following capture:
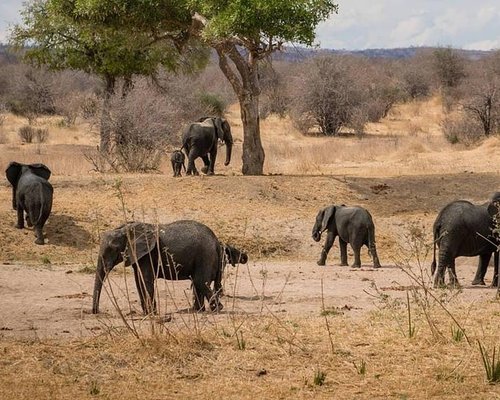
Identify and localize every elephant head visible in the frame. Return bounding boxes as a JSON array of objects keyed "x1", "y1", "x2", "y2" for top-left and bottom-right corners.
[
  {"x1": 92, "y1": 222, "x2": 158, "y2": 314},
  {"x1": 5, "y1": 162, "x2": 51, "y2": 210},
  {"x1": 224, "y1": 244, "x2": 248, "y2": 267},
  {"x1": 487, "y1": 192, "x2": 500, "y2": 219},
  {"x1": 200, "y1": 116, "x2": 233, "y2": 166},
  {"x1": 312, "y1": 206, "x2": 336, "y2": 242}
]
